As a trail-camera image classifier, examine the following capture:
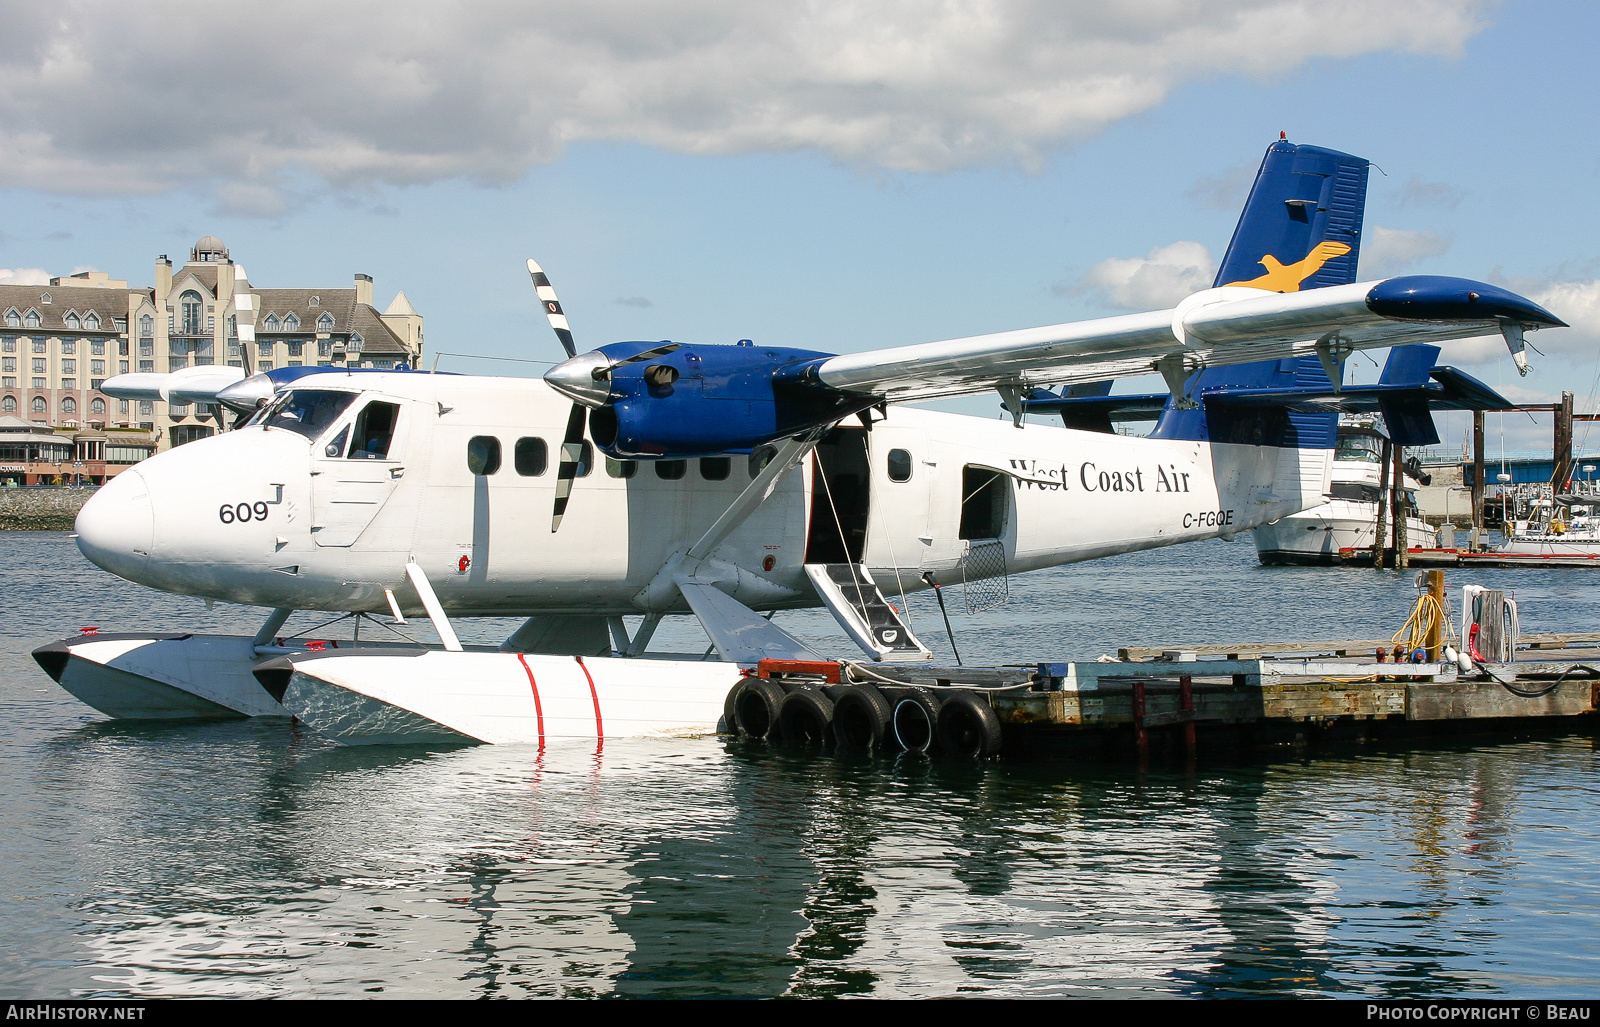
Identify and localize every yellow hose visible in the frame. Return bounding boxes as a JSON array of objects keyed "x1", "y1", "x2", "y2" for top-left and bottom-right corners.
[{"x1": 1391, "y1": 593, "x2": 1446, "y2": 657}]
